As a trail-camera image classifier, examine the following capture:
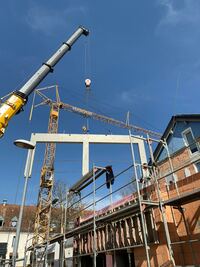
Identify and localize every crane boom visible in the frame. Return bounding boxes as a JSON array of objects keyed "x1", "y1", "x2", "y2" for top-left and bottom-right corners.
[
  {"x1": 33, "y1": 89, "x2": 161, "y2": 138},
  {"x1": 0, "y1": 26, "x2": 89, "y2": 137},
  {"x1": 59, "y1": 102, "x2": 161, "y2": 138}
]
